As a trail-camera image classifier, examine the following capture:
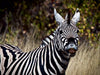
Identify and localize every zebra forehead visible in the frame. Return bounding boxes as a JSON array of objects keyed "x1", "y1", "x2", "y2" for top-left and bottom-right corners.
[
  {"x1": 58, "y1": 24, "x2": 78, "y2": 31},
  {"x1": 65, "y1": 32, "x2": 78, "y2": 38}
]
